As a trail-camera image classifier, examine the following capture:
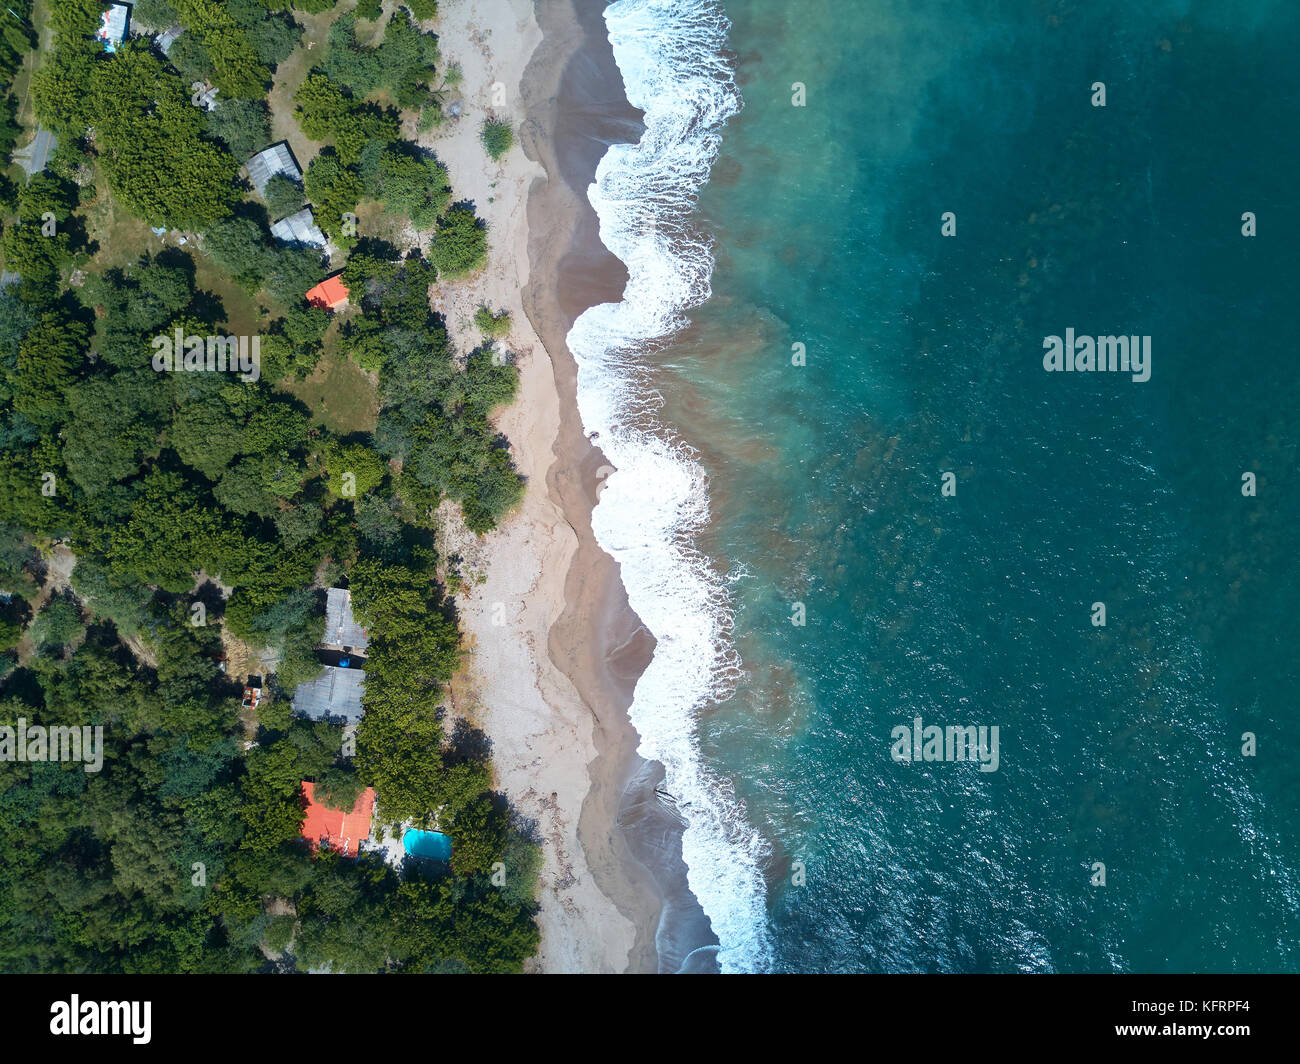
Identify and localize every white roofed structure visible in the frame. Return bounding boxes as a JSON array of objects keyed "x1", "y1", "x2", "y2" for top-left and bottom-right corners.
[
  {"x1": 270, "y1": 208, "x2": 327, "y2": 248},
  {"x1": 324, "y1": 587, "x2": 368, "y2": 650},
  {"x1": 98, "y1": 3, "x2": 131, "y2": 51},
  {"x1": 245, "y1": 142, "x2": 303, "y2": 197}
]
